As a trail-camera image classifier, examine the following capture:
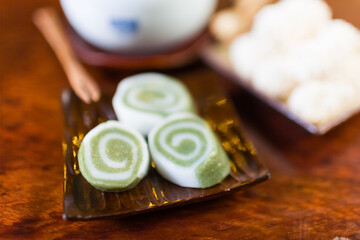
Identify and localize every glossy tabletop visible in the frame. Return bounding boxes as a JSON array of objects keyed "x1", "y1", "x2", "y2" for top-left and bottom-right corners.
[{"x1": 1, "y1": 0, "x2": 360, "y2": 239}]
